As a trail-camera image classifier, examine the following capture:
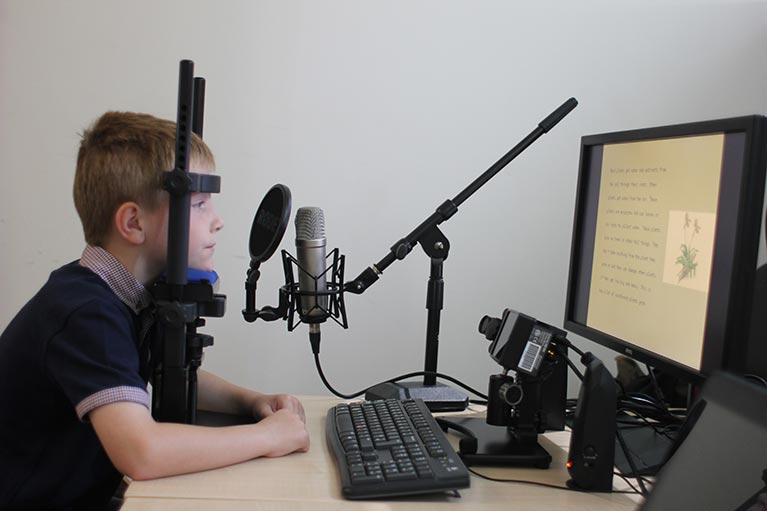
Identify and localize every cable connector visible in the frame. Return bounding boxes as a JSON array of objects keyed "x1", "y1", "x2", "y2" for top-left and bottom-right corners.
[{"x1": 309, "y1": 327, "x2": 321, "y2": 355}]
